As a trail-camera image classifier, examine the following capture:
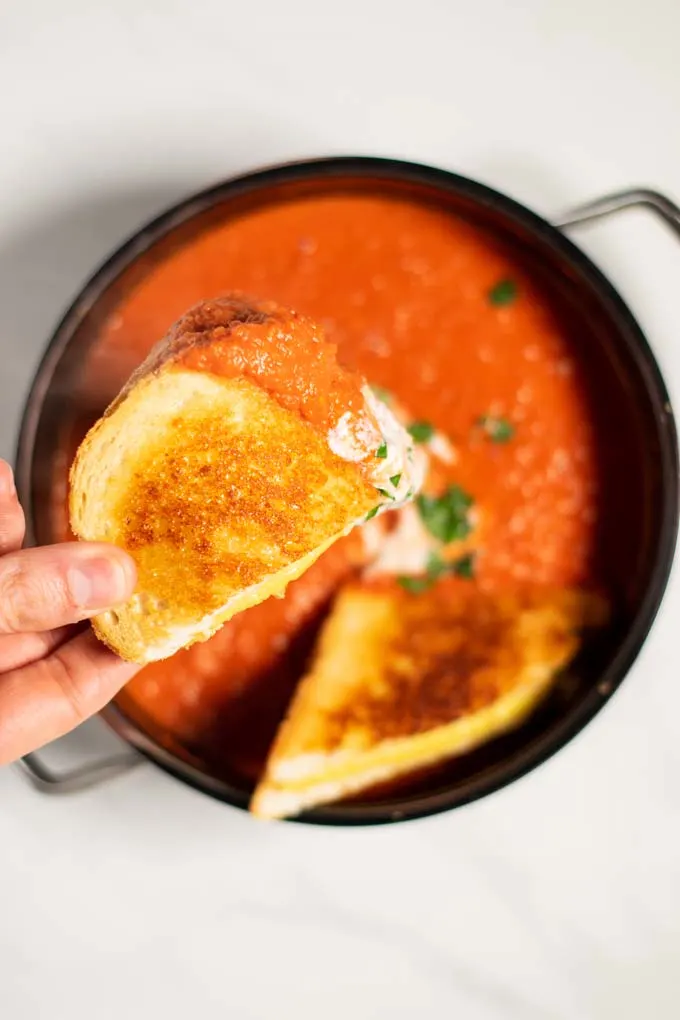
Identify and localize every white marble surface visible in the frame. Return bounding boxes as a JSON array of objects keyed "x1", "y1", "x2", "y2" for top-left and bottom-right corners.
[{"x1": 1, "y1": 2, "x2": 680, "y2": 1017}]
